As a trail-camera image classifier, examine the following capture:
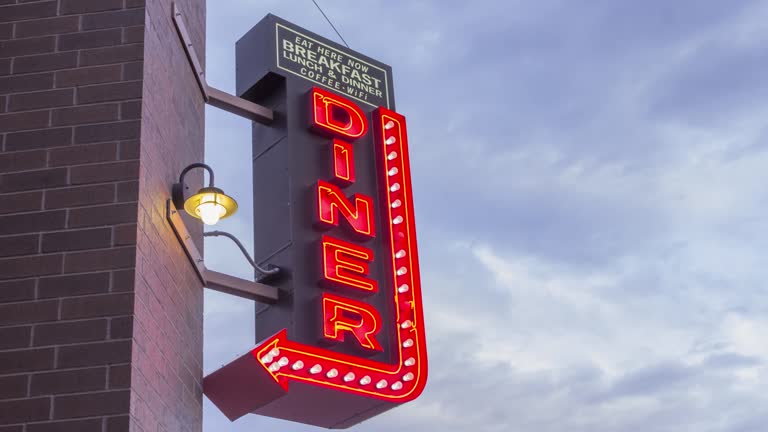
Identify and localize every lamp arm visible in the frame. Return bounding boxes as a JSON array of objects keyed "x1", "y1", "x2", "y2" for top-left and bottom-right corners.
[
  {"x1": 204, "y1": 230, "x2": 281, "y2": 279},
  {"x1": 179, "y1": 163, "x2": 215, "y2": 187}
]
